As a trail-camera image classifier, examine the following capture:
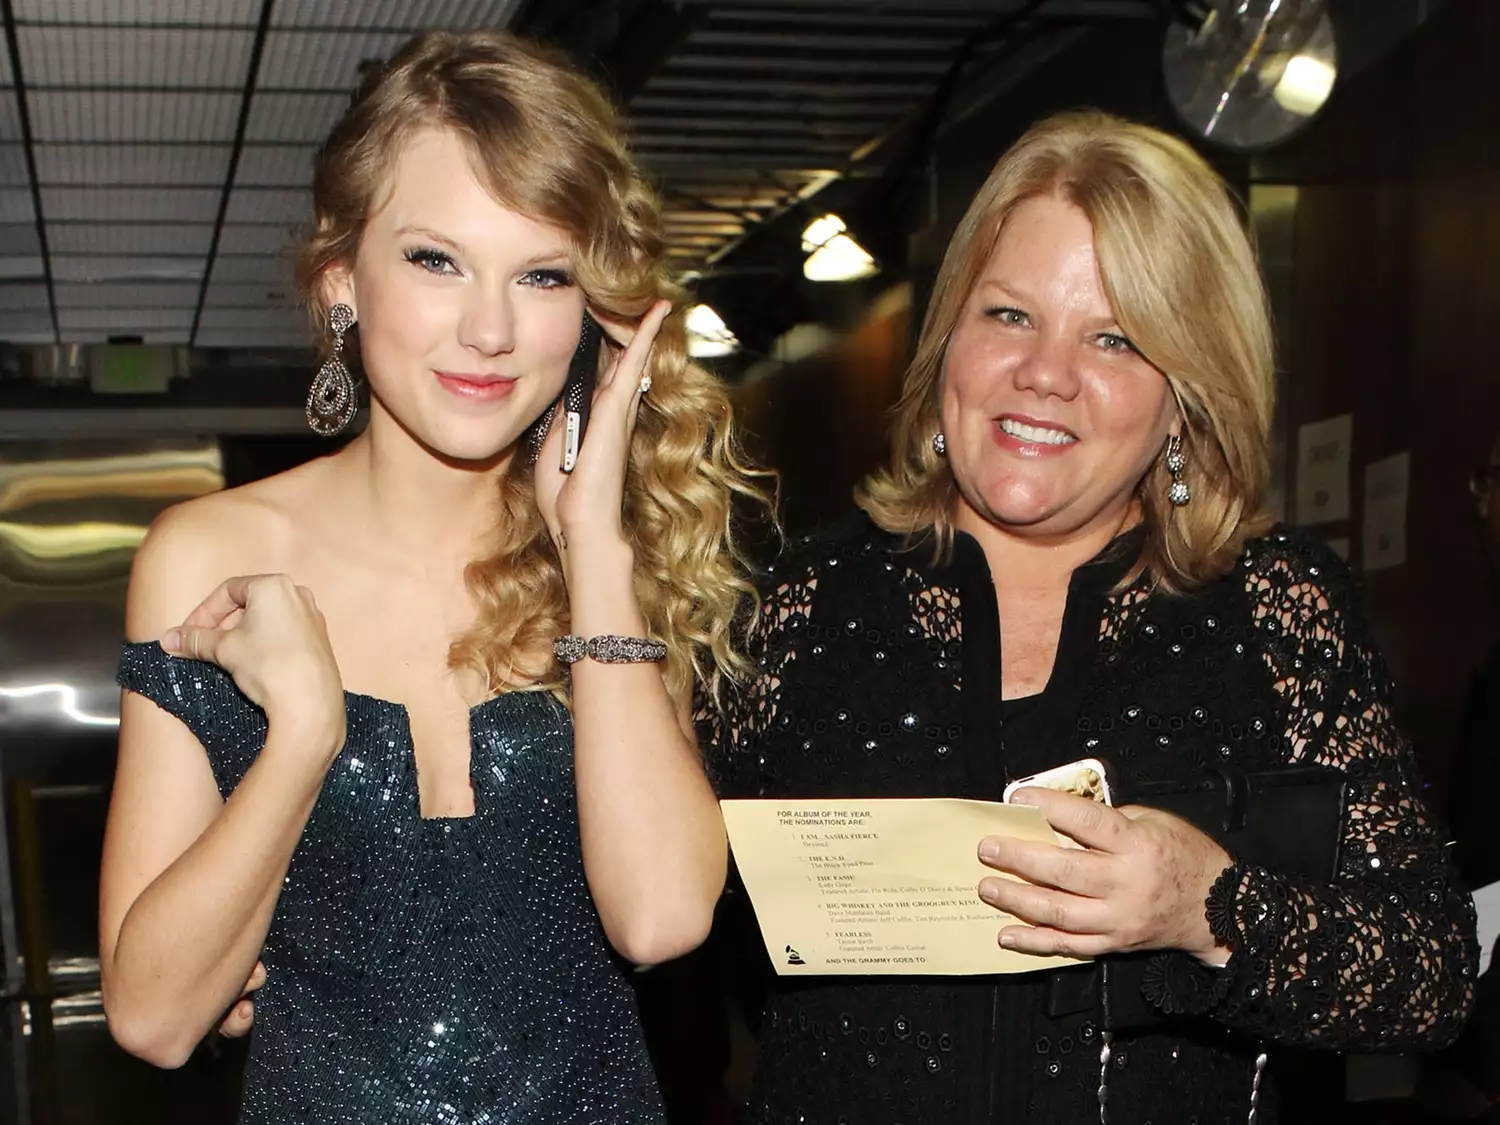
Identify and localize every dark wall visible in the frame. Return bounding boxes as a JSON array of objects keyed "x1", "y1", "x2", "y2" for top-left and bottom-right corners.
[
  {"x1": 1254, "y1": 0, "x2": 1500, "y2": 777},
  {"x1": 733, "y1": 288, "x2": 913, "y2": 537}
]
